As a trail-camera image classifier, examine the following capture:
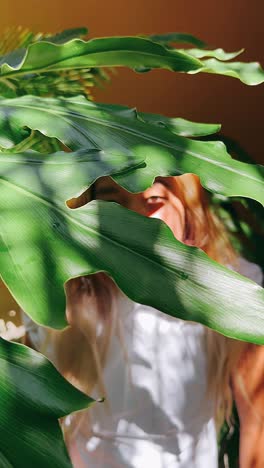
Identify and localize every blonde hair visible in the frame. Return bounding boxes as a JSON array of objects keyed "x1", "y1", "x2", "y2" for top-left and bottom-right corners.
[
  {"x1": 172, "y1": 175, "x2": 244, "y2": 427},
  {"x1": 45, "y1": 174, "x2": 244, "y2": 435}
]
